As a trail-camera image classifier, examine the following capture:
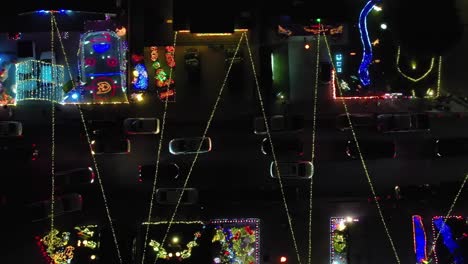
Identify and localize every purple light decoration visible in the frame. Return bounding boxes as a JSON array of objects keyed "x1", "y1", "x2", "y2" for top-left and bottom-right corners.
[
  {"x1": 412, "y1": 215, "x2": 428, "y2": 263},
  {"x1": 358, "y1": 0, "x2": 380, "y2": 86}
]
